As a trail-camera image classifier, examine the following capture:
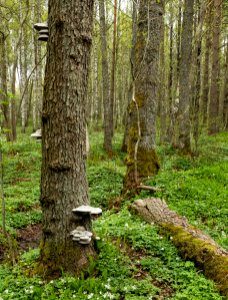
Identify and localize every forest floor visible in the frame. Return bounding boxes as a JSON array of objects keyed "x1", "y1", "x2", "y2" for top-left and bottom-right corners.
[{"x1": 0, "y1": 129, "x2": 227, "y2": 299}]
